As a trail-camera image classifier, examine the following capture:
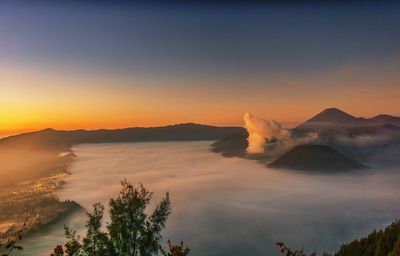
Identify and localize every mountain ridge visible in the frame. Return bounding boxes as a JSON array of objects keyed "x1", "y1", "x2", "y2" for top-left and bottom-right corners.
[
  {"x1": 296, "y1": 108, "x2": 400, "y2": 130},
  {"x1": 0, "y1": 123, "x2": 244, "y2": 151}
]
